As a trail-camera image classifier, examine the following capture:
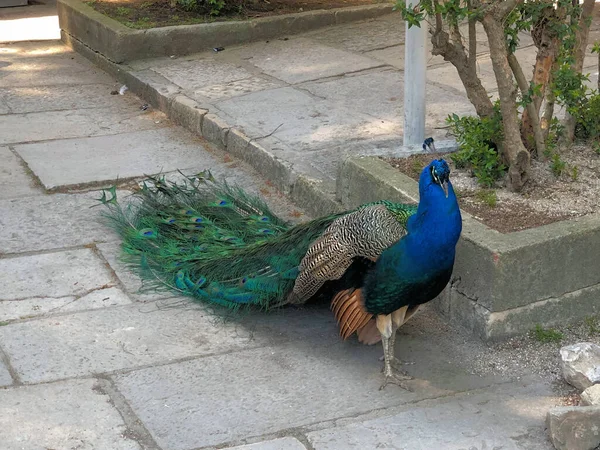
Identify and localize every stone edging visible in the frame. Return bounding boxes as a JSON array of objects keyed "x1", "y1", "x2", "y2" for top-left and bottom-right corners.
[
  {"x1": 61, "y1": 30, "x2": 343, "y2": 219},
  {"x1": 57, "y1": 0, "x2": 394, "y2": 63},
  {"x1": 337, "y1": 156, "x2": 600, "y2": 340}
]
